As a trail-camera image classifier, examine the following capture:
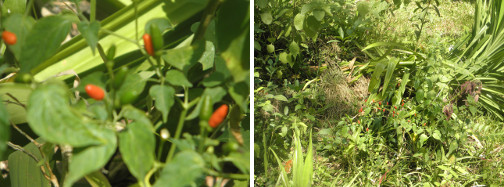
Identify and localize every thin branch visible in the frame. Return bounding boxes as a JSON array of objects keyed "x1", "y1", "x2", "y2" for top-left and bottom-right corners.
[
  {"x1": 11, "y1": 122, "x2": 40, "y2": 147},
  {"x1": 5, "y1": 93, "x2": 26, "y2": 108}
]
